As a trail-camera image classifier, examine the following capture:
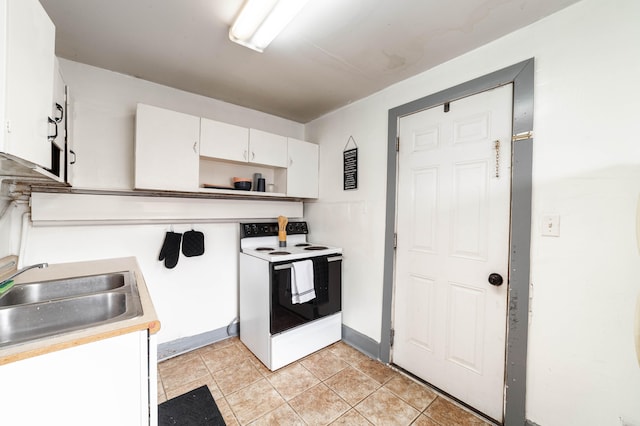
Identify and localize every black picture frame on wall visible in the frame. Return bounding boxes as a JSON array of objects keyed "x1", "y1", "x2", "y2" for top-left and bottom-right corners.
[{"x1": 343, "y1": 136, "x2": 358, "y2": 190}]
